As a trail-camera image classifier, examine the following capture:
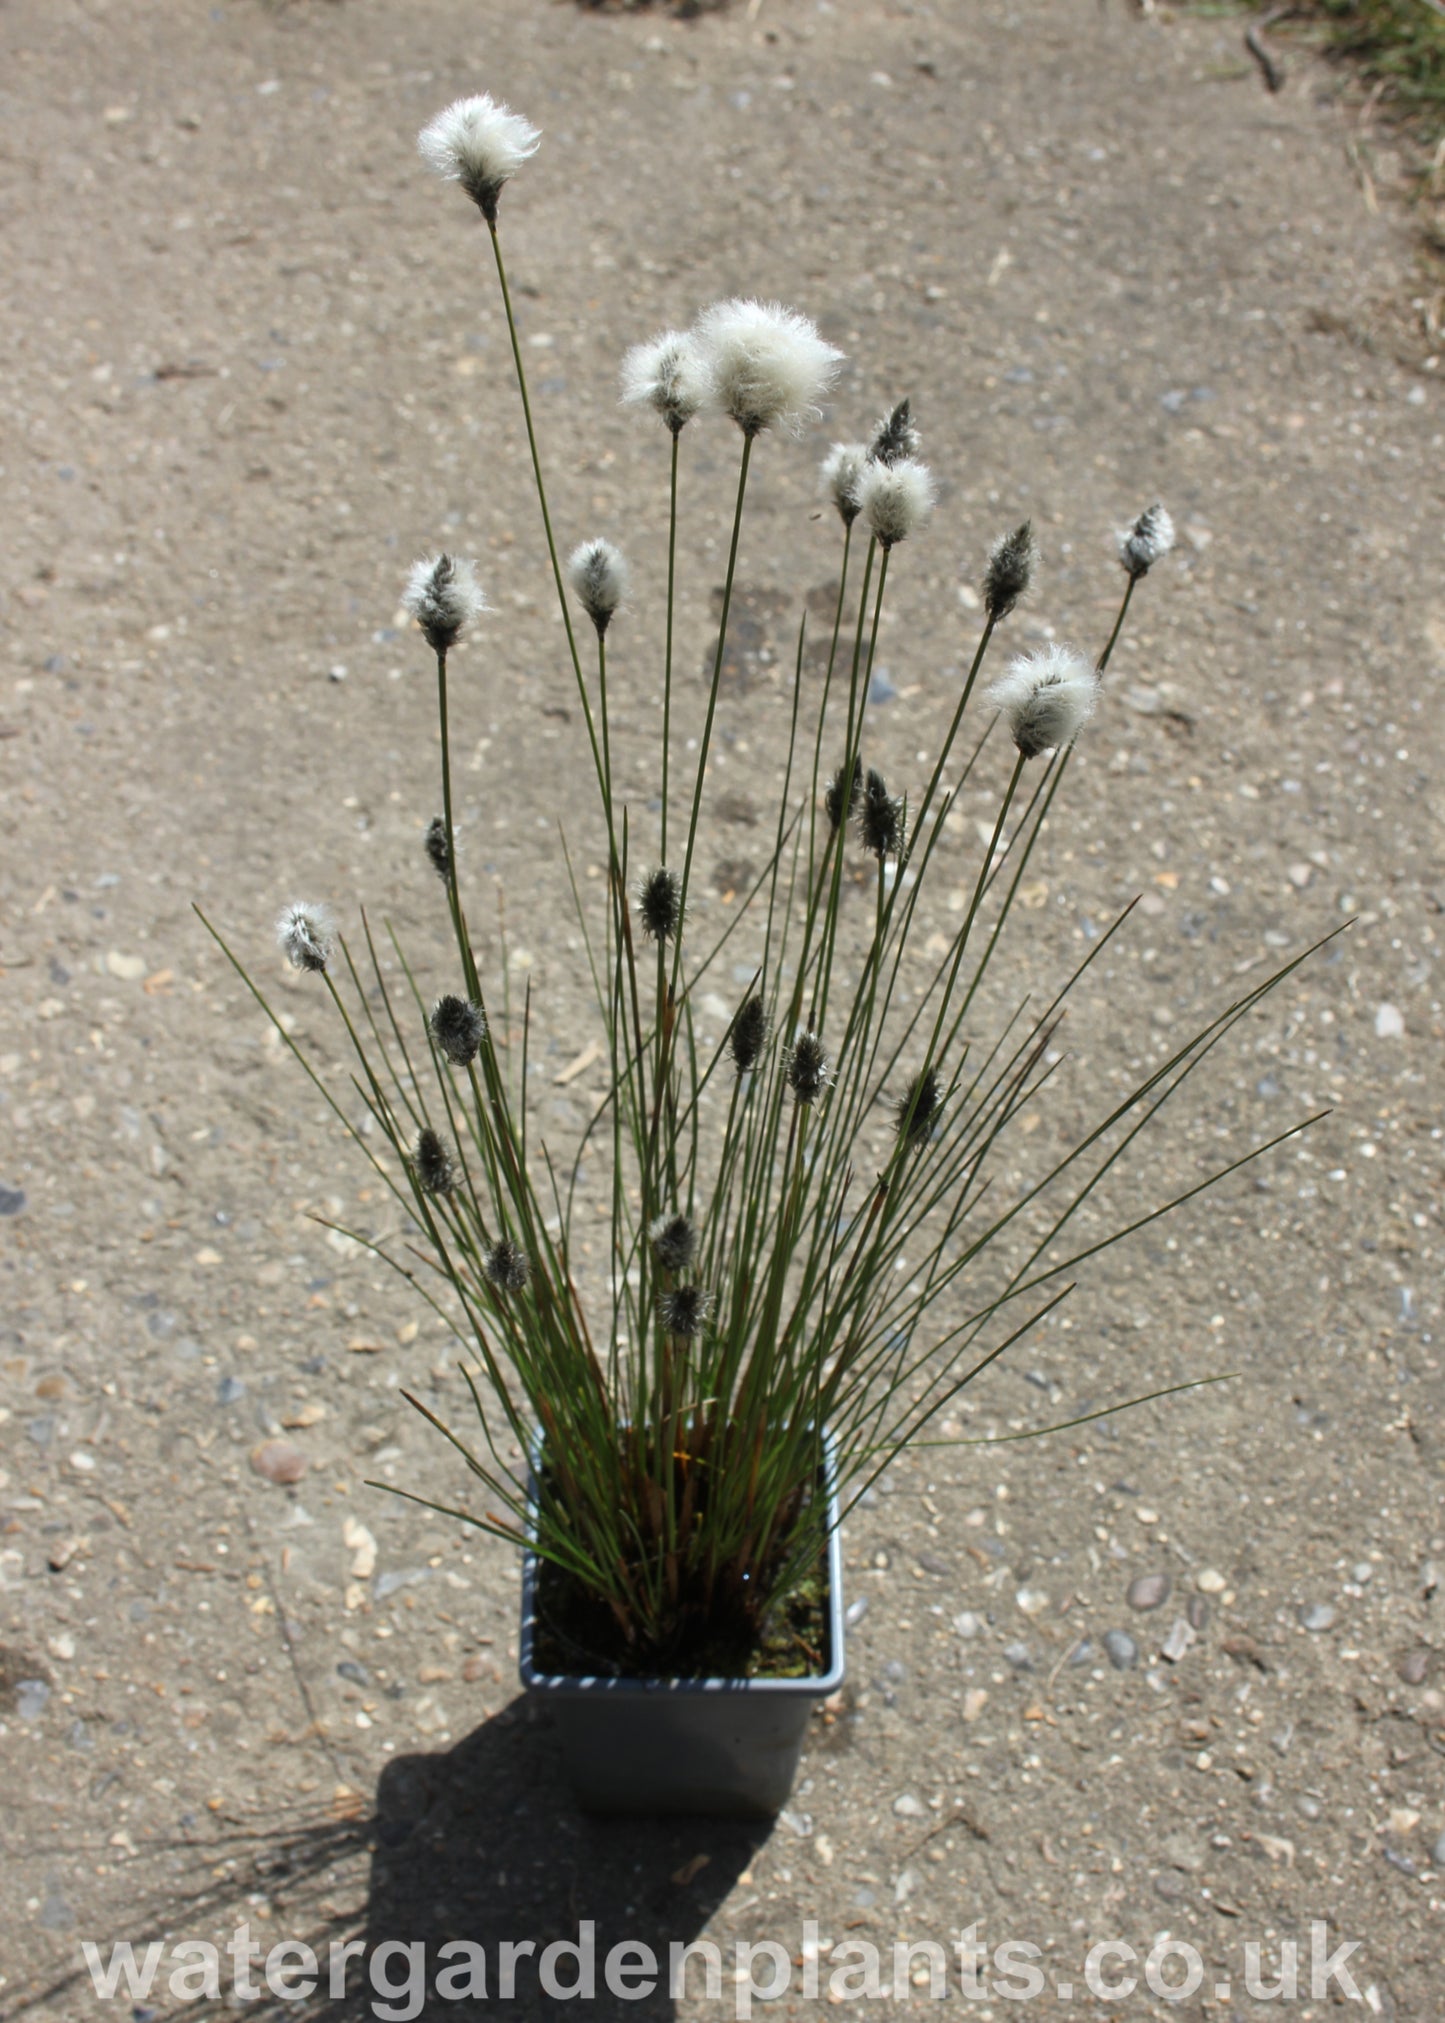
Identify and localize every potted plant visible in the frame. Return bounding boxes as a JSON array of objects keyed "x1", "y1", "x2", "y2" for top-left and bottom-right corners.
[{"x1": 205, "y1": 93, "x2": 1323, "y2": 1817}]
